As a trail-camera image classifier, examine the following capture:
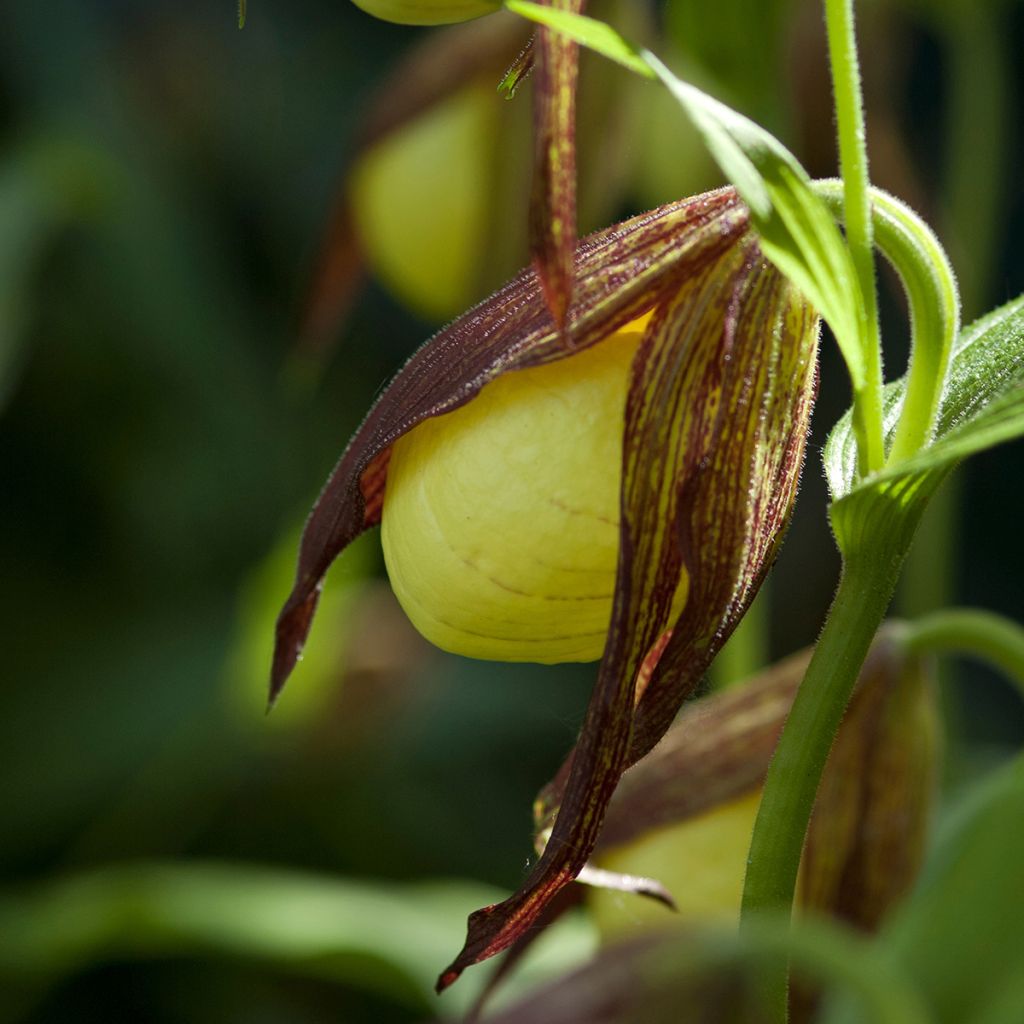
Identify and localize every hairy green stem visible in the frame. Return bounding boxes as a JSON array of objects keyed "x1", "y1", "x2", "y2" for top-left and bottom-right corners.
[
  {"x1": 814, "y1": 179, "x2": 960, "y2": 462},
  {"x1": 901, "y1": 607, "x2": 1024, "y2": 702},
  {"x1": 824, "y1": 0, "x2": 884, "y2": 476},
  {"x1": 740, "y1": 545, "x2": 908, "y2": 1019}
]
